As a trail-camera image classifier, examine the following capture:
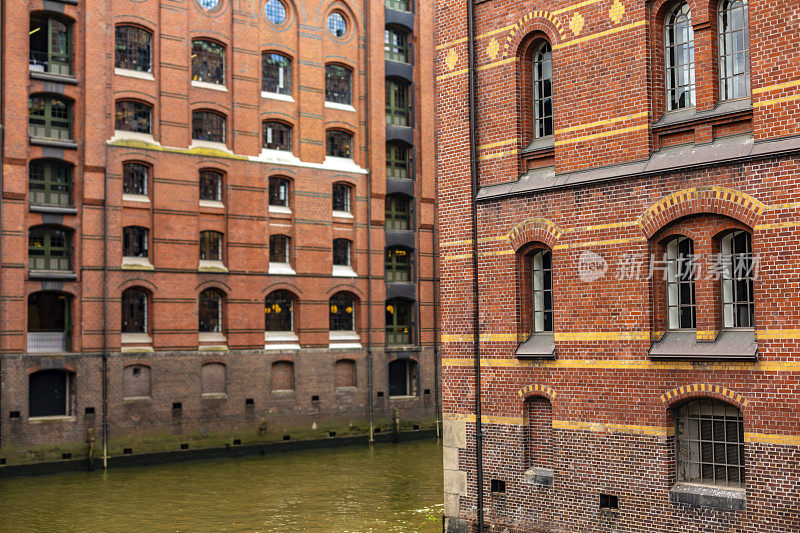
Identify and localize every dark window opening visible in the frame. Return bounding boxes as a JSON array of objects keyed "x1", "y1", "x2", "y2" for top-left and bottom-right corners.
[
  {"x1": 29, "y1": 225, "x2": 71, "y2": 271},
  {"x1": 28, "y1": 292, "x2": 70, "y2": 352},
  {"x1": 263, "y1": 121, "x2": 292, "y2": 151},
  {"x1": 29, "y1": 95, "x2": 72, "y2": 141},
  {"x1": 385, "y1": 195, "x2": 412, "y2": 231},
  {"x1": 530, "y1": 249, "x2": 553, "y2": 332},
  {"x1": 721, "y1": 230, "x2": 755, "y2": 328},
  {"x1": 123, "y1": 162, "x2": 148, "y2": 196},
  {"x1": 191, "y1": 39, "x2": 225, "y2": 85},
  {"x1": 385, "y1": 247, "x2": 412, "y2": 282},
  {"x1": 326, "y1": 130, "x2": 353, "y2": 159},
  {"x1": 29, "y1": 370, "x2": 70, "y2": 417},
  {"x1": 333, "y1": 238, "x2": 352, "y2": 266},
  {"x1": 666, "y1": 236, "x2": 696, "y2": 330},
  {"x1": 199, "y1": 231, "x2": 223, "y2": 261},
  {"x1": 123, "y1": 226, "x2": 148, "y2": 258},
  {"x1": 121, "y1": 288, "x2": 148, "y2": 334},
  {"x1": 192, "y1": 111, "x2": 226, "y2": 143},
  {"x1": 269, "y1": 235, "x2": 290, "y2": 264},
  {"x1": 29, "y1": 14, "x2": 72, "y2": 76},
  {"x1": 665, "y1": 2, "x2": 696, "y2": 110},
  {"x1": 199, "y1": 289, "x2": 223, "y2": 333},
  {"x1": 262, "y1": 52, "x2": 291, "y2": 95},
  {"x1": 386, "y1": 143, "x2": 410, "y2": 179},
  {"x1": 385, "y1": 28, "x2": 410, "y2": 63},
  {"x1": 265, "y1": 290, "x2": 294, "y2": 332},
  {"x1": 115, "y1": 100, "x2": 152, "y2": 134},
  {"x1": 532, "y1": 41, "x2": 553, "y2": 138},
  {"x1": 332, "y1": 183, "x2": 352, "y2": 212},
  {"x1": 388, "y1": 358, "x2": 418, "y2": 396},
  {"x1": 269, "y1": 177, "x2": 290, "y2": 207},
  {"x1": 386, "y1": 298, "x2": 414, "y2": 345},
  {"x1": 29, "y1": 159, "x2": 72, "y2": 207},
  {"x1": 490, "y1": 480, "x2": 506, "y2": 494},
  {"x1": 600, "y1": 494, "x2": 619, "y2": 509},
  {"x1": 115, "y1": 25, "x2": 152, "y2": 73},
  {"x1": 385, "y1": 79, "x2": 410, "y2": 126},
  {"x1": 329, "y1": 292, "x2": 355, "y2": 331},
  {"x1": 325, "y1": 64, "x2": 352, "y2": 104},
  {"x1": 199, "y1": 170, "x2": 223, "y2": 202},
  {"x1": 718, "y1": 0, "x2": 750, "y2": 100}
]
